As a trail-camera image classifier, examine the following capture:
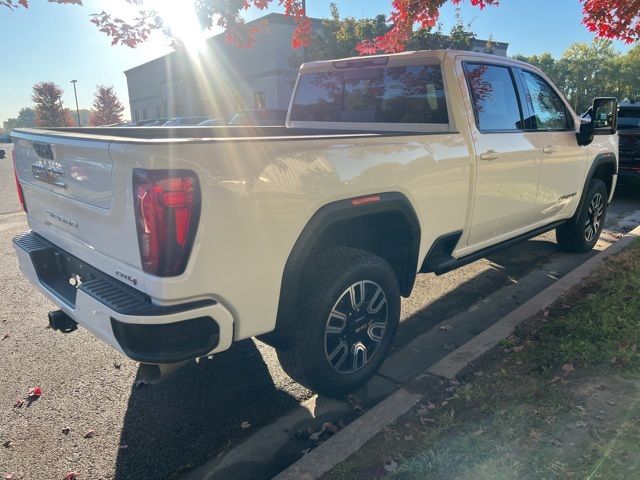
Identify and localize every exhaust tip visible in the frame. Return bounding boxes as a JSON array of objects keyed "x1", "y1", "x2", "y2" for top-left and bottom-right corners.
[
  {"x1": 138, "y1": 361, "x2": 187, "y2": 384},
  {"x1": 48, "y1": 310, "x2": 78, "y2": 333}
]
